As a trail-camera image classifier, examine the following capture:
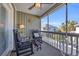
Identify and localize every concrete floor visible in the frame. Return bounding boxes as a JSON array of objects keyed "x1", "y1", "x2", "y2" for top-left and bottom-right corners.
[{"x1": 11, "y1": 42, "x2": 63, "y2": 56}]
